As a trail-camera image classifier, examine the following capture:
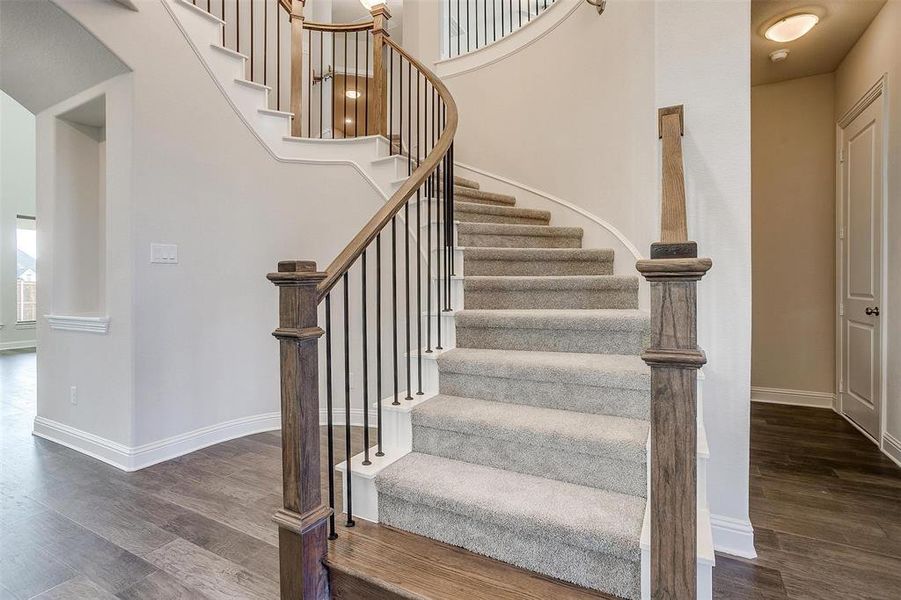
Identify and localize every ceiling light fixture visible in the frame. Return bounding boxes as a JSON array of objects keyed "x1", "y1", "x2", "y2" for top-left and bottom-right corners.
[
  {"x1": 346, "y1": 90, "x2": 362, "y2": 99},
  {"x1": 345, "y1": 118, "x2": 353, "y2": 124},
  {"x1": 764, "y1": 13, "x2": 819, "y2": 43}
]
